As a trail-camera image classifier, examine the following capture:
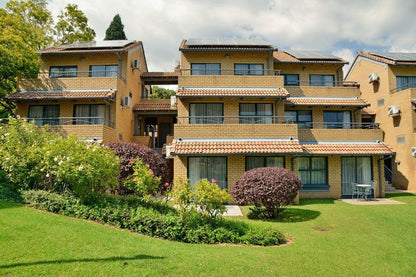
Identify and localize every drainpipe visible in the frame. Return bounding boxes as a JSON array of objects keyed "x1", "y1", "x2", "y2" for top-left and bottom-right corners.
[{"x1": 378, "y1": 158, "x2": 383, "y2": 198}]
